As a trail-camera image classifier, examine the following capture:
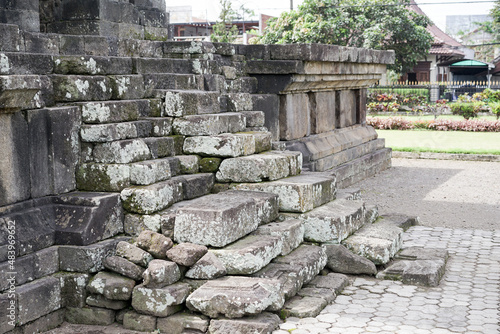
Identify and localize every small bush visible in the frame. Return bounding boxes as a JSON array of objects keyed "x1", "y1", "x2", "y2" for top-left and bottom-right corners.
[
  {"x1": 489, "y1": 102, "x2": 500, "y2": 119},
  {"x1": 367, "y1": 117, "x2": 500, "y2": 132},
  {"x1": 450, "y1": 102, "x2": 484, "y2": 120}
]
